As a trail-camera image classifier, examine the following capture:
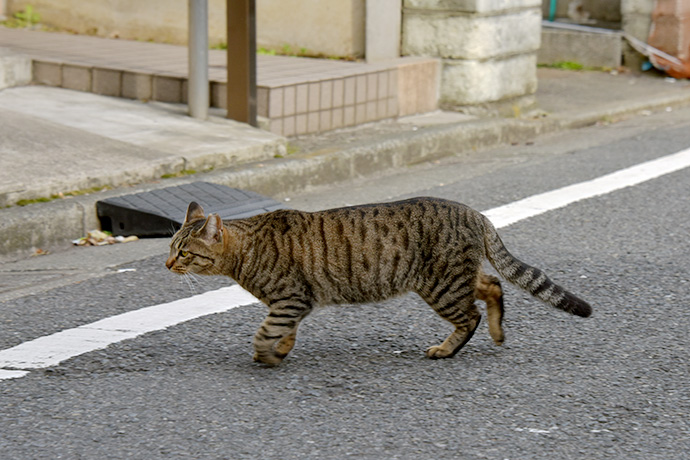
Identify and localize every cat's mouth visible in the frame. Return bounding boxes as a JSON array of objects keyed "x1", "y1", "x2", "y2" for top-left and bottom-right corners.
[{"x1": 165, "y1": 259, "x2": 187, "y2": 275}]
